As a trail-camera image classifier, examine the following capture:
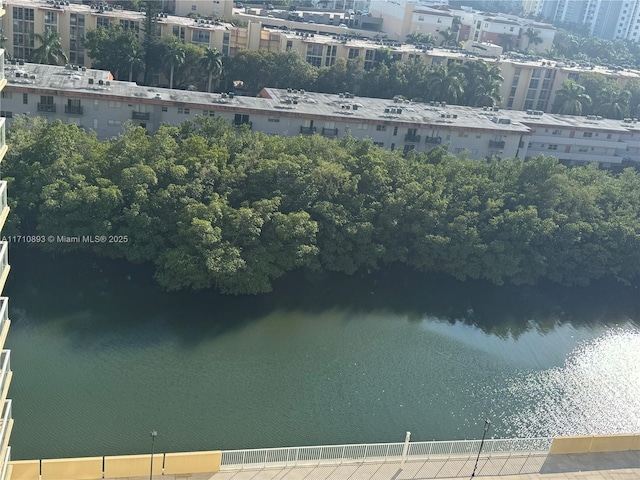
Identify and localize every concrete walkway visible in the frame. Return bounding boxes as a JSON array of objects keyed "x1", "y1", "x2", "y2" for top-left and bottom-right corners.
[{"x1": 133, "y1": 451, "x2": 640, "y2": 480}]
